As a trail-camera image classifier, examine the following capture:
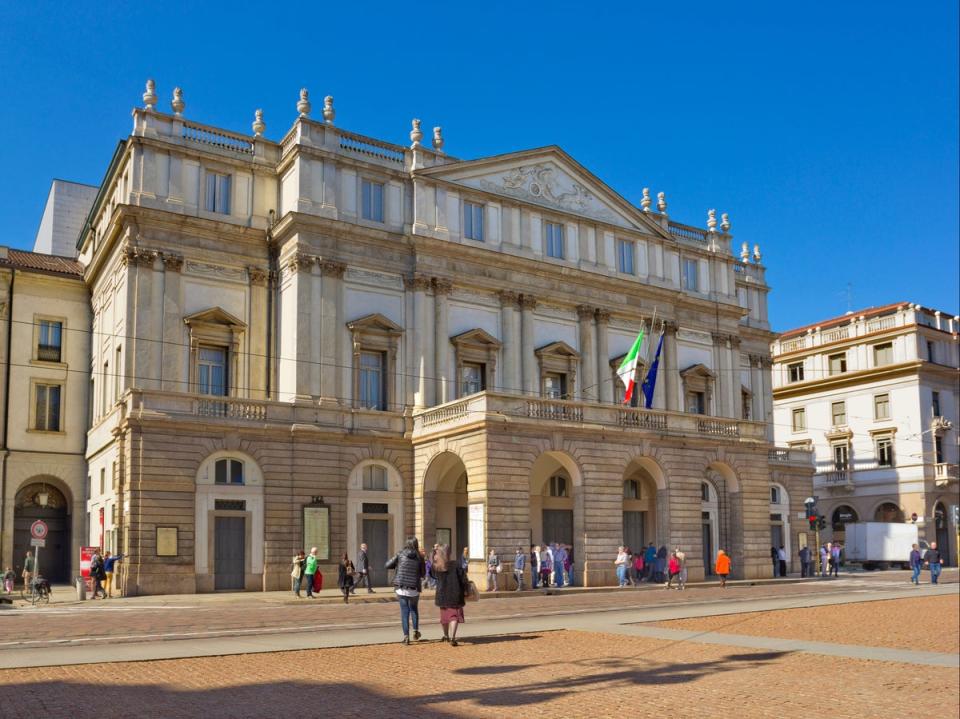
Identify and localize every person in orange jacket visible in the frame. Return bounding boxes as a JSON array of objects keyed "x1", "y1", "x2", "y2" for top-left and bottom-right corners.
[{"x1": 715, "y1": 549, "x2": 731, "y2": 588}]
